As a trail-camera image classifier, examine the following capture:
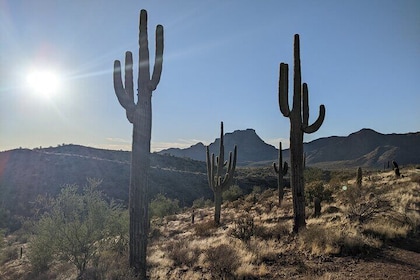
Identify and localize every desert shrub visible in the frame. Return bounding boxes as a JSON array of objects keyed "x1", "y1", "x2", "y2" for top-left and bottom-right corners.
[
  {"x1": 305, "y1": 167, "x2": 331, "y2": 183},
  {"x1": 299, "y1": 224, "x2": 340, "y2": 255},
  {"x1": 259, "y1": 188, "x2": 275, "y2": 201},
  {"x1": 0, "y1": 245, "x2": 19, "y2": 265},
  {"x1": 223, "y1": 185, "x2": 243, "y2": 202},
  {"x1": 205, "y1": 244, "x2": 240, "y2": 278},
  {"x1": 254, "y1": 223, "x2": 290, "y2": 240},
  {"x1": 411, "y1": 174, "x2": 420, "y2": 186},
  {"x1": 248, "y1": 239, "x2": 280, "y2": 265},
  {"x1": 338, "y1": 181, "x2": 391, "y2": 224},
  {"x1": 90, "y1": 249, "x2": 137, "y2": 280},
  {"x1": 252, "y1": 185, "x2": 262, "y2": 194},
  {"x1": 149, "y1": 193, "x2": 180, "y2": 219},
  {"x1": 166, "y1": 240, "x2": 200, "y2": 267},
  {"x1": 305, "y1": 181, "x2": 333, "y2": 205},
  {"x1": 301, "y1": 225, "x2": 382, "y2": 256},
  {"x1": 194, "y1": 220, "x2": 218, "y2": 237},
  {"x1": 28, "y1": 179, "x2": 127, "y2": 277},
  {"x1": 192, "y1": 197, "x2": 213, "y2": 208},
  {"x1": 337, "y1": 231, "x2": 381, "y2": 256},
  {"x1": 362, "y1": 219, "x2": 410, "y2": 241},
  {"x1": 230, "y1": 215, "x2": 254, "y2": 242}
]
